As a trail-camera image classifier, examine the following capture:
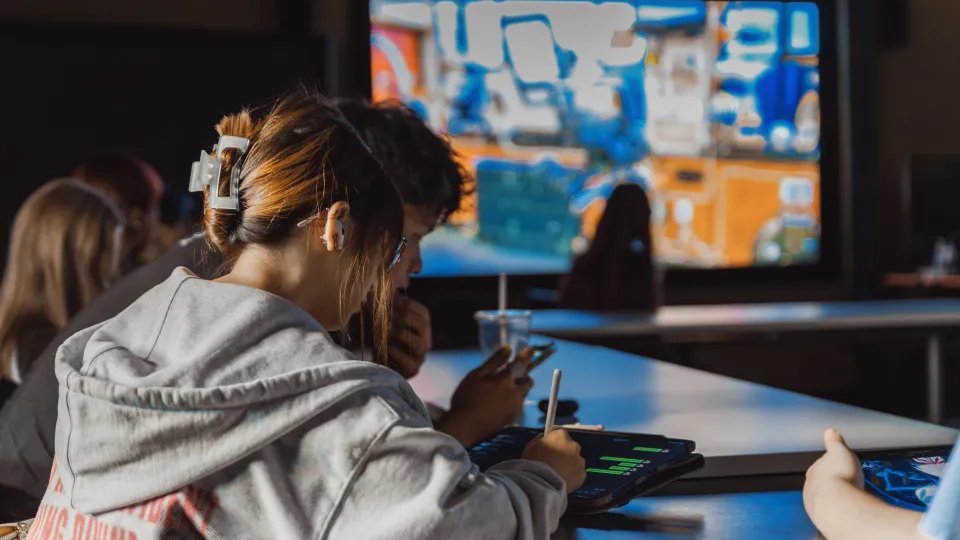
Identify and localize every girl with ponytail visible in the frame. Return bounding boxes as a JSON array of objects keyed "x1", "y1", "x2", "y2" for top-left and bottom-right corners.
[{"x1": 30, "y1": 88, "x2": 582, "y2": 539}]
